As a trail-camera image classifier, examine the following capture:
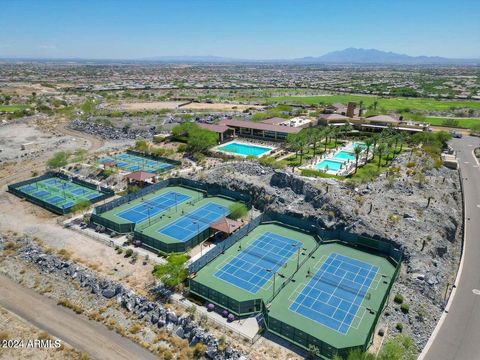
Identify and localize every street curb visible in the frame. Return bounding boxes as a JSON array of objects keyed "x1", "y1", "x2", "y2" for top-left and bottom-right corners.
[{"x1": 418, "y1": 148, "x2": 468, "y2": 359}]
